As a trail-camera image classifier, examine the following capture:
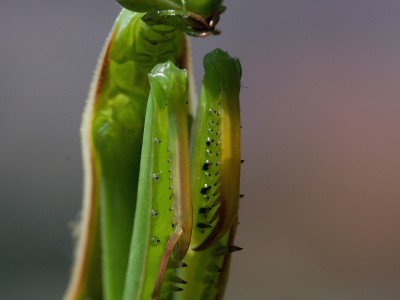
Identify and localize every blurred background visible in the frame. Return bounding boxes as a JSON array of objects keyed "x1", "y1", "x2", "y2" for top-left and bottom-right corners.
[{"x1": 2, "y1": 0, "x2": 400, "y2": 299}]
